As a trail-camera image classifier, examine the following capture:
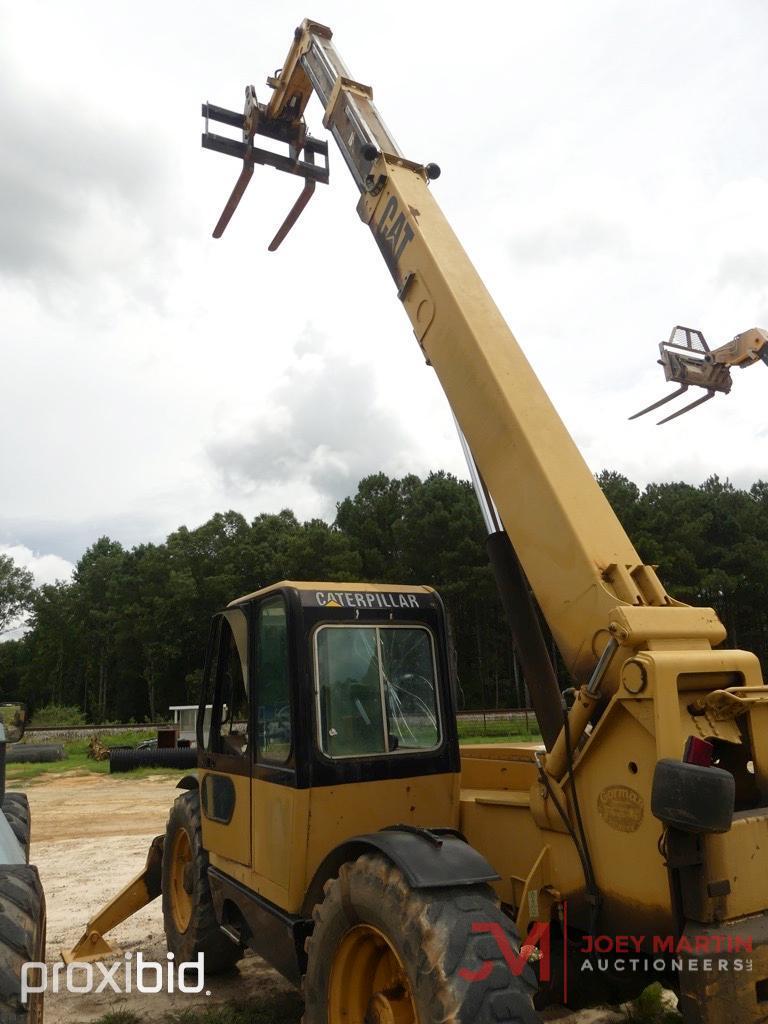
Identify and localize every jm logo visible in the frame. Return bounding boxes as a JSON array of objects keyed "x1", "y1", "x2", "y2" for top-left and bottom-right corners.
[{"x1": 459, "y1": 921, "x2": 551, "y2": 983}]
